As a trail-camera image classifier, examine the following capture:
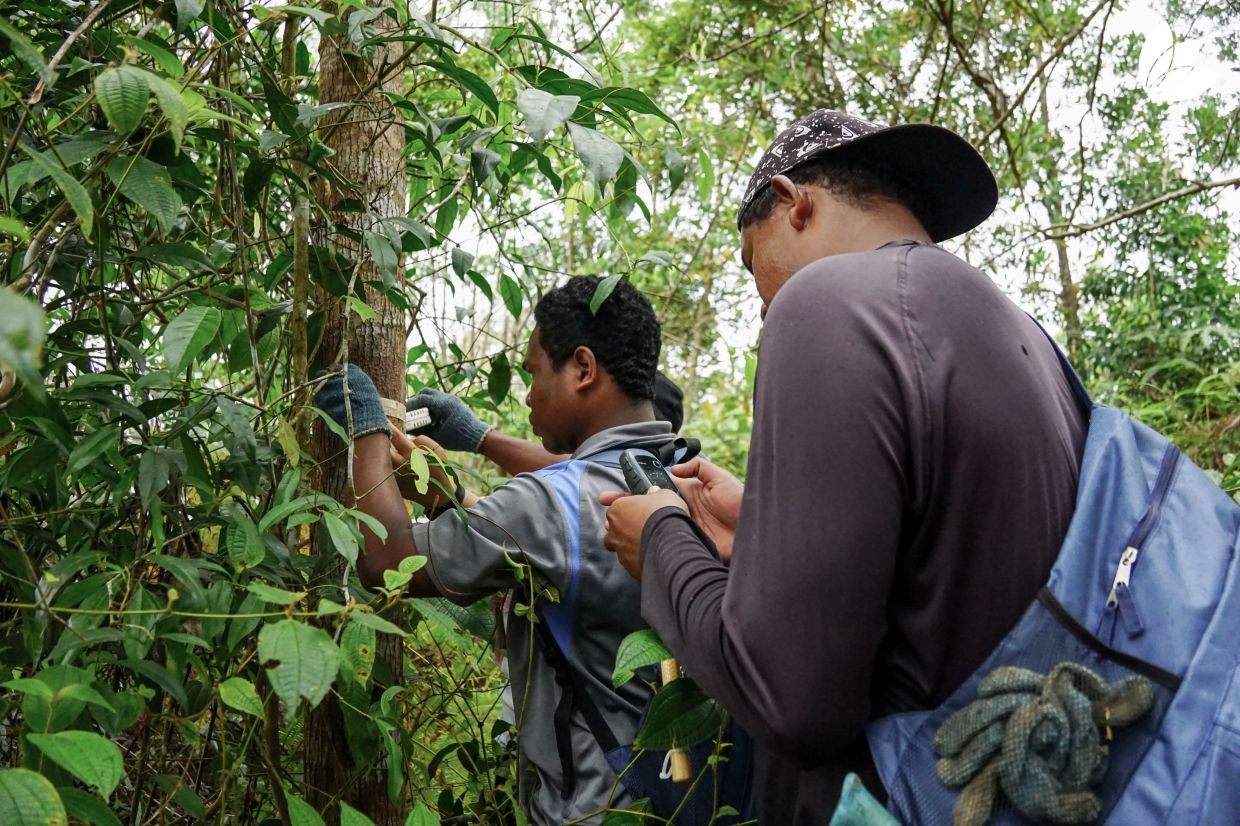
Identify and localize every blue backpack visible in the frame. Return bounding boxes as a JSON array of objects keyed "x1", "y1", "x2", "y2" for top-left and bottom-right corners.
[
  {"x1": 529, "y1": 439, "x2": 755, "y2": 825},
  {"x1": 863, "y1": 332, "x2": 1240, "y2": 825}
]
